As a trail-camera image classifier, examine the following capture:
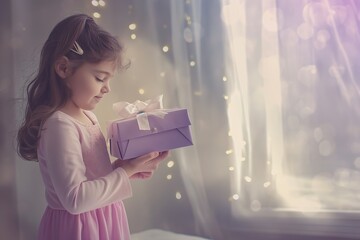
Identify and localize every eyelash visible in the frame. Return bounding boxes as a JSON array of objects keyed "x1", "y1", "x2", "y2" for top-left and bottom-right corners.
[{"x1": 96, "y1": 77, "x2": 104, "y2": 82}]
